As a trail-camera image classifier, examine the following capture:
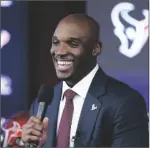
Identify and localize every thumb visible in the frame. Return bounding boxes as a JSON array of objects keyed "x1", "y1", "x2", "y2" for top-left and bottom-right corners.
[
  {"x1": 43, "y1": 117, "x2": 49, "y2": 132},
  {"x1": 38, "y1": 117, "x2": 49, "y2": 147}
]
